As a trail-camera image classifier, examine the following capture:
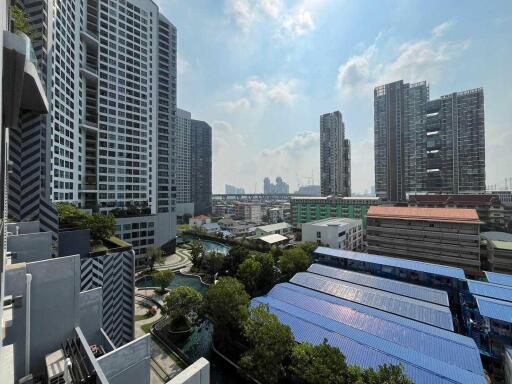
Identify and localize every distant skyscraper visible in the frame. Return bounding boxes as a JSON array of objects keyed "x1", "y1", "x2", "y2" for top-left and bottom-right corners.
[
  {"x1": 263, "y1": 176, "x2": 289, "y2": 194},
  {"x1": 374, "y1": 80, "x2": 485, "y2": 201},
  {"x1": 191, "y1": 119, "x2": 212, "y2": 215},
  {"x1": 225, "y1": 184, "x2": 245, "y2": 194},
  {"x1": 320, "y1": 111, "x2": 351, "y2": 197}
]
